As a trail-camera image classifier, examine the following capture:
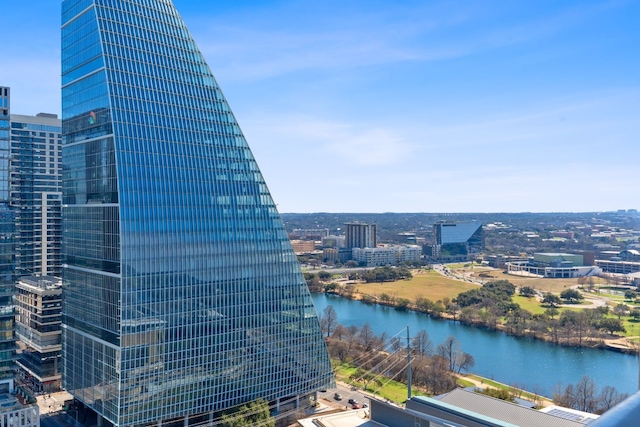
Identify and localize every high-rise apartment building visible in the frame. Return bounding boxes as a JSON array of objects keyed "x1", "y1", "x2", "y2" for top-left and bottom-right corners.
[
  {"x1": 9, "y1": 113, "x2": 62, "y2": 277},
  {"x1": 61, "y1": 1, "x2": 333, "y2": 426},
  {"x1": 345, "y1": 222, "x2": 377, "y2": 249}
]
